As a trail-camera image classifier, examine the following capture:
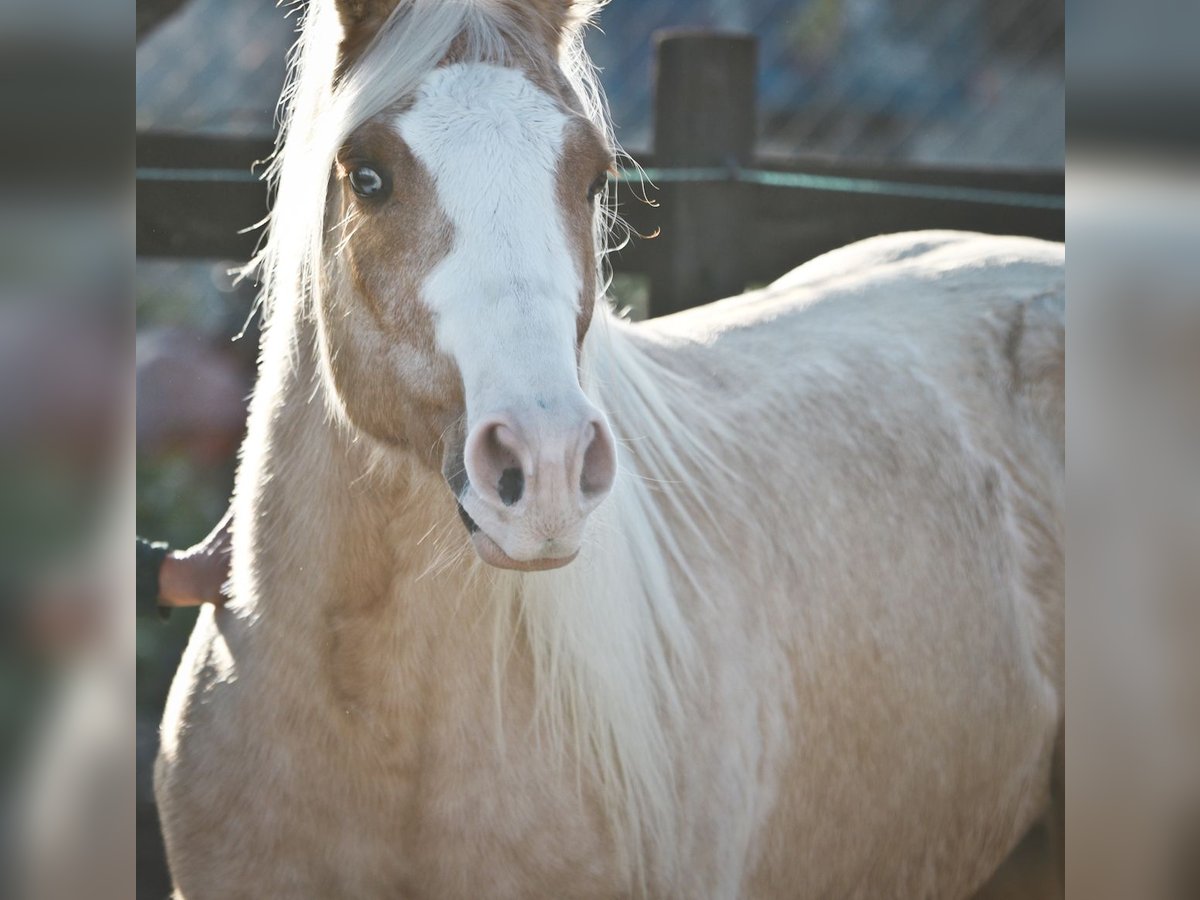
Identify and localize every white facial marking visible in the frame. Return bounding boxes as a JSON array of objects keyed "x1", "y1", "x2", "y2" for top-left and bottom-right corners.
[{"x1": 396, "y1": 63, "x2": 581, "y2": 418}]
